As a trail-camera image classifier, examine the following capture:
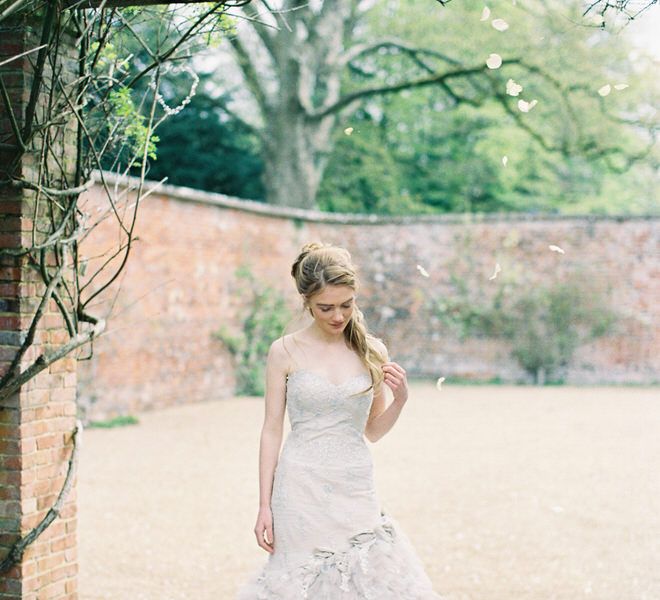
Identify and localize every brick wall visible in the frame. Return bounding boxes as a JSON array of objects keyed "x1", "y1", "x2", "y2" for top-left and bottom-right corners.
[
  {"x1": 78, "y1": 175, "x2": 659, "y2": 421},
  {"x1": 0, "y1": 11, "x2": 78, "y2": 600}
]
